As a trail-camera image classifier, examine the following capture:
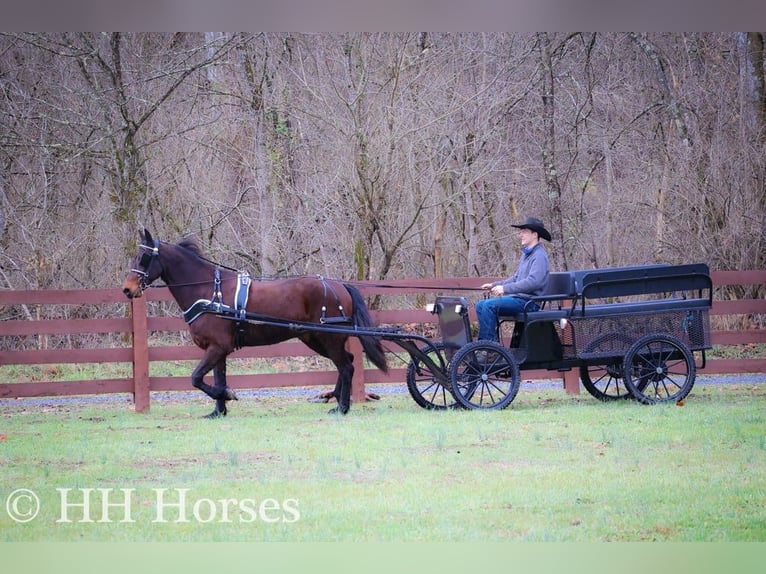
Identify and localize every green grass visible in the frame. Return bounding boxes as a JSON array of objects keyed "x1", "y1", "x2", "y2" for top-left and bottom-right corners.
[
  {"x1": 1, "y1": 383, "x2": 765, "y2": 541},
  {"x1": 0, "y1": 357, "x2": 333, "y2": 382}
]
